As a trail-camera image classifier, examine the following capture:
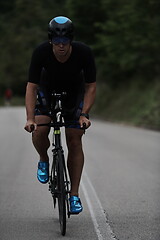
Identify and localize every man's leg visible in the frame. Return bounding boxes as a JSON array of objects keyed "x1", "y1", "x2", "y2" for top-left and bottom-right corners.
[
  {"x1": 32, "y1": 115, "x2": 51, "y2": 162},
  {"x1": 65, "y1": 128, "x2": 84, "y2": 197}
]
